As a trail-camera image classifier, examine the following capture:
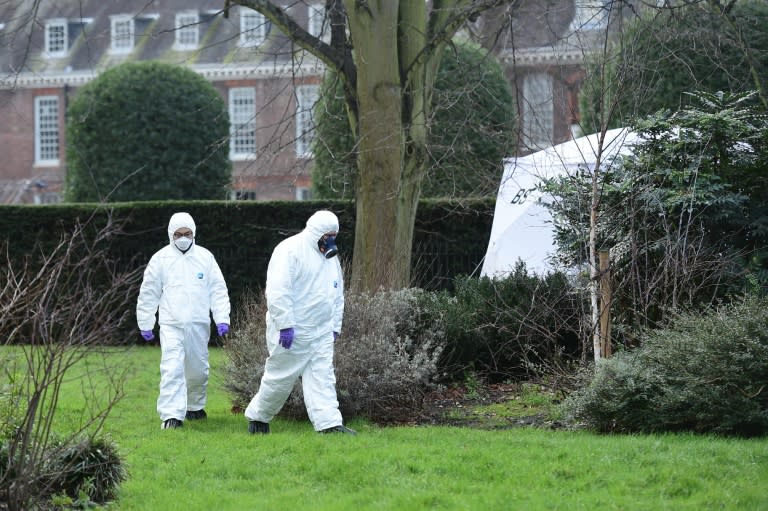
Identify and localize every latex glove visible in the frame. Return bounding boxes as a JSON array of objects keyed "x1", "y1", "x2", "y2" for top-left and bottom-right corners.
[
  {"x1": 279, "y1": 328, "x2": 295, "y2": 349},
  {"x1": 140, "y1": 330, "x2": 154, "y2": 342},
  {"x1": 217, "y1": 323, "x2": 230, "y2": 336},
  {"x1": 333, "y1": 331, "x2": 339, "y2": 341}
]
